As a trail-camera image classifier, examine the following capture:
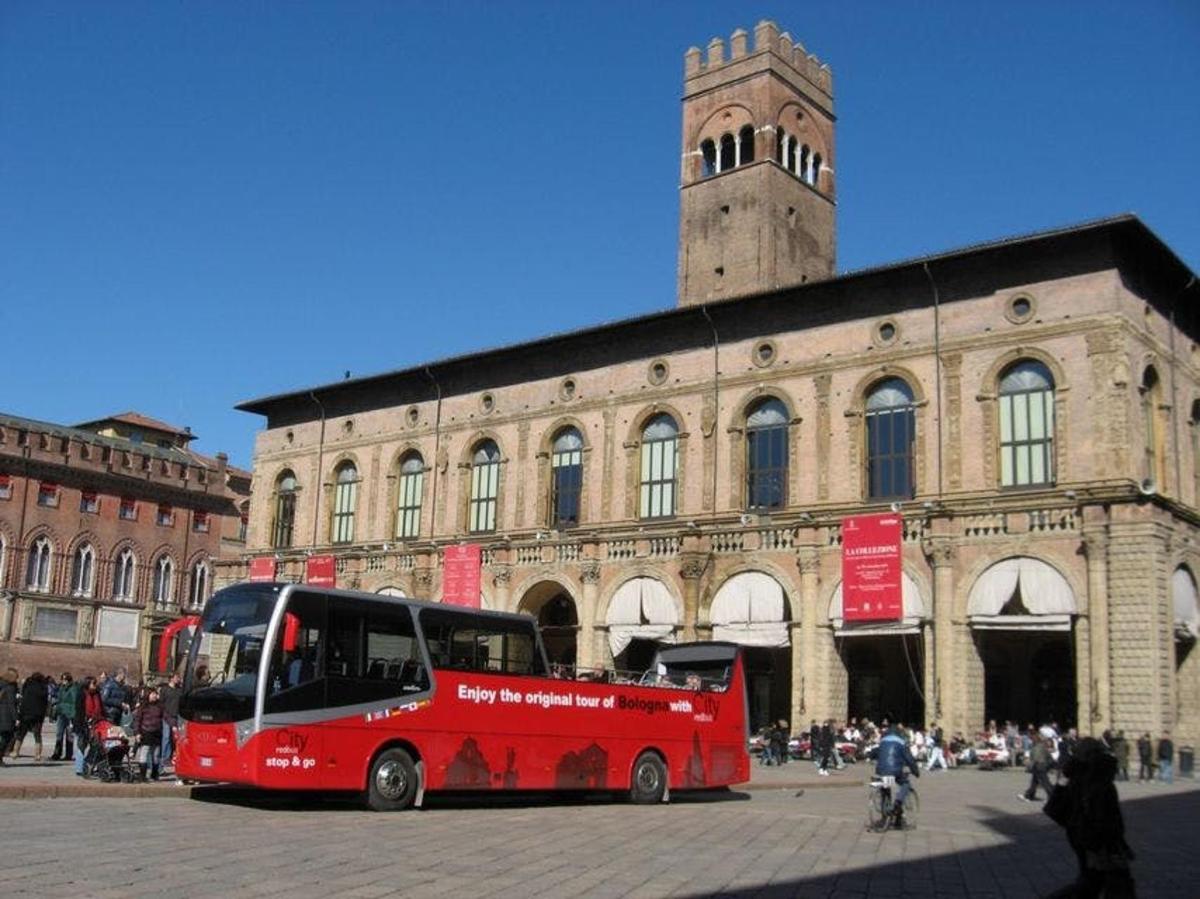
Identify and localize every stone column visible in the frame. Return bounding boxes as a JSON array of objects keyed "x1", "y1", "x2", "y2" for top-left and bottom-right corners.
[
  {"x1": 797, "y1": 542, "x2": 821, "y2": 724},
  {"x1": 927, "y1": 539, "x2": 958, "y2": 731},
  {"x1": 578, "y1": 561, "x2": 600, "y2": 672},
  {"x1": 1082, "y1": 513, "x2": 1110, "y2": 735},
  {"x1": 922, "y1": 620, "x2": 936, "y2": 724}
]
